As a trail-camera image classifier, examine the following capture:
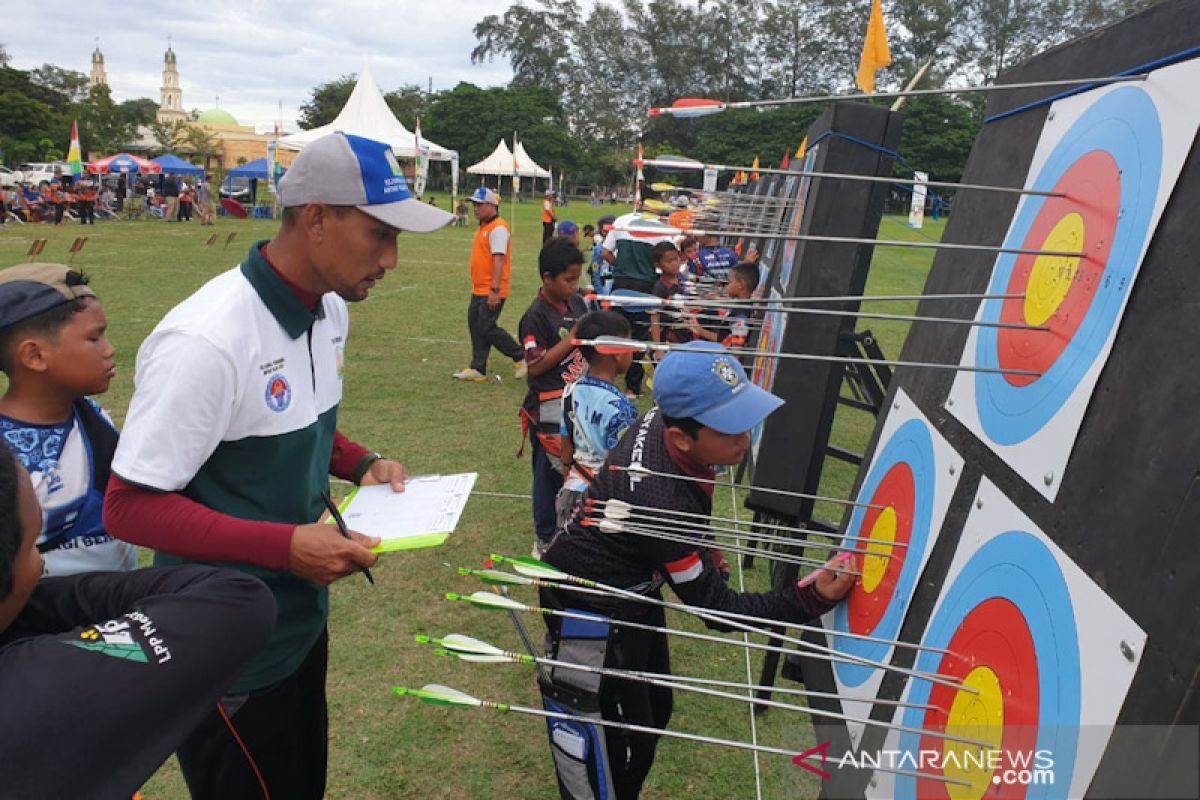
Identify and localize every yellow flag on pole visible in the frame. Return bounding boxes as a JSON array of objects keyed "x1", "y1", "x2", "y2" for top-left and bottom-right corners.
[
  {"x1": 750, "y1": 156, "x2": 760, "y2": 182},
  {"x1": 795, "y1": 136, "x2": 808, "y2": 160},
  {"x1": 855, "y1": 0, "x2": 891, "y2": 94}
]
